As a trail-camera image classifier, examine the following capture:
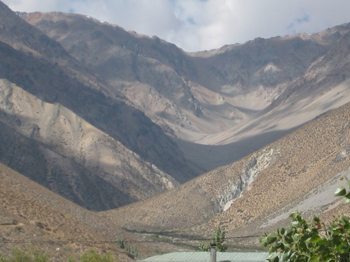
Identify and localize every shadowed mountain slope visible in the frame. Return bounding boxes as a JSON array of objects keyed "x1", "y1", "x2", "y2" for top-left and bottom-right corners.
[
  {"x1": 0, "y1": 78, "x2": 178, "y2": 210},
  {"x1": 0, "y1": 6, "x2": 200, "y2": 181},
  {"x1": 0, "y1": 1, "x2": 201, "y2": 211}
]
